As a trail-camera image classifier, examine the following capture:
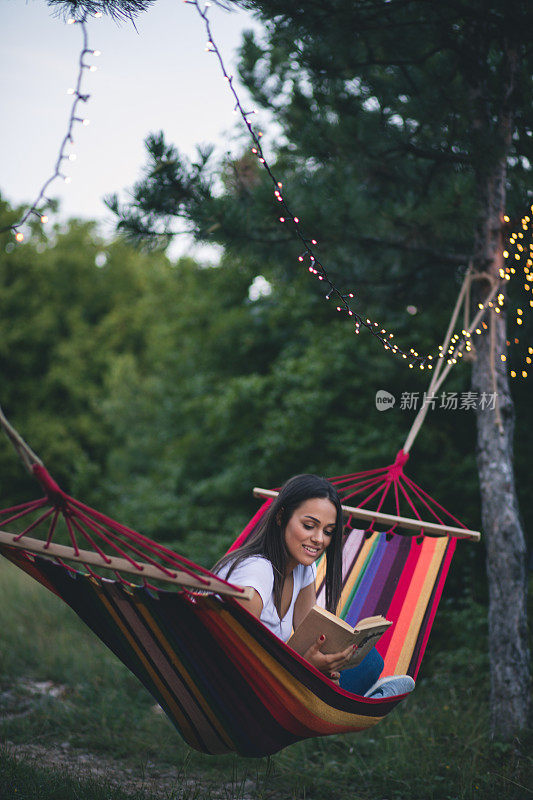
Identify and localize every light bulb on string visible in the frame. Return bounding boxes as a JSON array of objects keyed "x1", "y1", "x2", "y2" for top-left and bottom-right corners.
[
  {"x1": 186, "y1": 0, "x2": 533, "y2": 368},
  {"x1": 2, "y1": 10, "x2": 100, "y2": 246}
]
